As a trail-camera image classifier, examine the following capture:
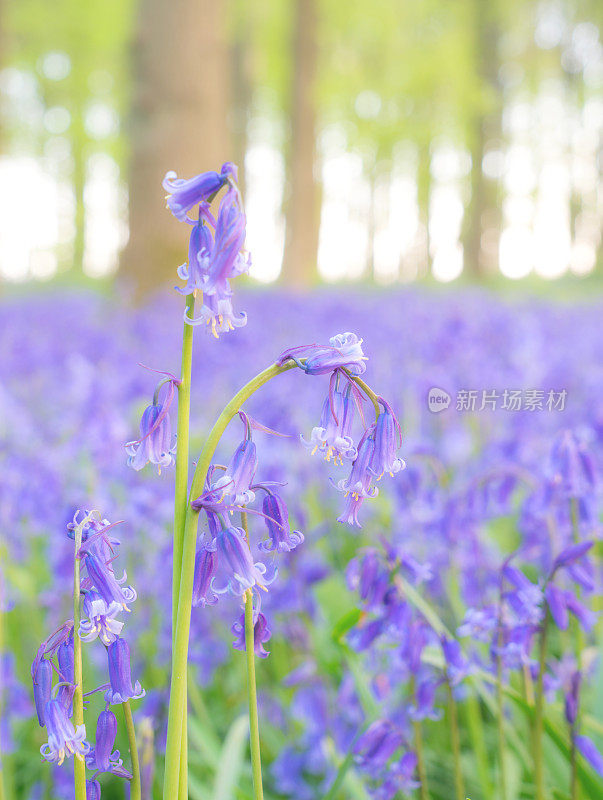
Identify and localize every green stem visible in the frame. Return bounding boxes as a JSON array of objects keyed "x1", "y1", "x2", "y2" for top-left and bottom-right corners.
[
  {"x1": 496, "y1": 642, "x2": 508, "y2": 800},
  {"x1": 123, "y1": 701, "x2": 141, "y2": 800},
  {"x1": 342, "y1": 369, "x2": 380, "y2": 418},
  {"x1": 410, "y1": 677, "x2": 429, "y2": 800},
  {"x1": 245, "y1": 590, "x2": 264, "y2": 800},
  {"x1": 570, "y1": 723, "x2": 578, "y2": 800},
  {"x1": 533, "y1": 615, "x2": 549, "y2": 800},
  {"x1": 240, "y1": 511, "x2": 264, "y2": 800},
  {"x1": 172, "y1": 293, "x2": 195, "y2": 800},
  {"x1": 446, "y1": 678, "x2": 465, "y2": 800},
  {"x1": 163, "y1": 361, "x2": 294, "y2": 800},
  {"x1": 73, "y1": 519, "x2": 87, "y2": 800}
]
